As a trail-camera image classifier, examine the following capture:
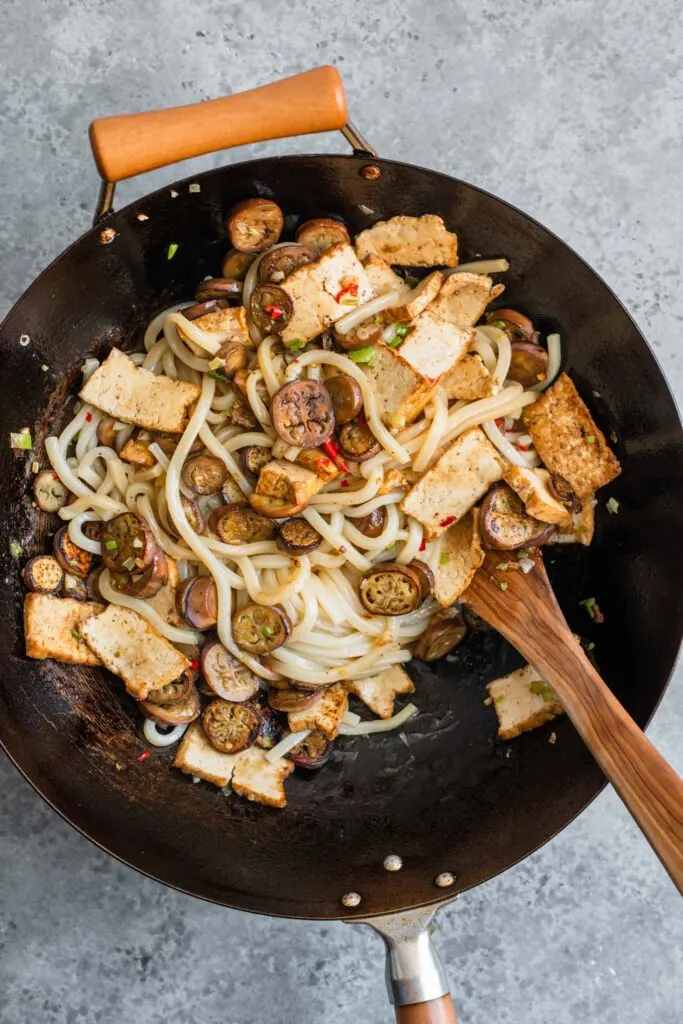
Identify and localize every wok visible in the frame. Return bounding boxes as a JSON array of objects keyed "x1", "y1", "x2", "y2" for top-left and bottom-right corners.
[{"x1": 1, "y1": 67, "x2": 682, "y2": 1022}]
